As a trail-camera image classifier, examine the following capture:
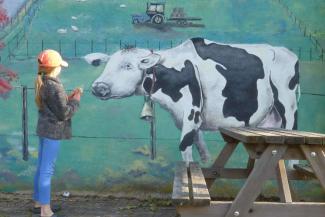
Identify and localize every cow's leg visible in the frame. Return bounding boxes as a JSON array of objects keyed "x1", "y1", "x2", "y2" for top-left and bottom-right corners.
[
  {"x1": 179, "y1": 109, "x2": 202, "y2": 166},
  {"x1": 270, "y1": 60, "x2": 299, "y2": 169},
  {"x1": 194, "y1": 130, "x2": 210, "y2": 163},
  {"x1": 270, "y1": 60, "x2": 299, "y2": 130},
  {"x1": 181, "y1": 145, "x2": 193, "y2": 164},
  {"x1": 179, "y1": 129, "x2": 196, "y2": 166},
  {"x1": 257, "y1": 106, "x2": 282, "y2": 128}
]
